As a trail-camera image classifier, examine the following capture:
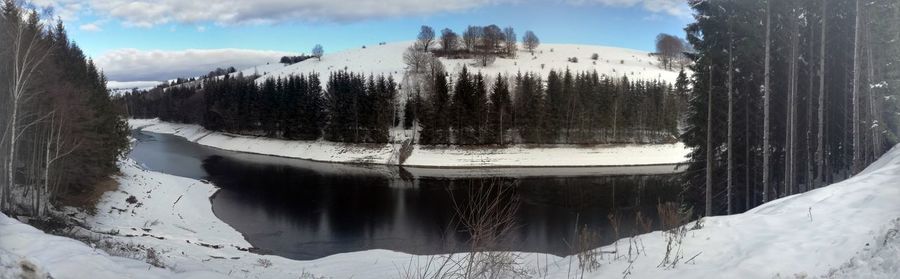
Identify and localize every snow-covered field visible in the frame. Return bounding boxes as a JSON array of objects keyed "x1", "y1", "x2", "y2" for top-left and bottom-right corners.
[
  {"x1": 257, "y1": 41, "x2": 679, "y2": 85},
  {"x1": 130, "y1": 118, "x2": 690, "y2": 168},
  {"x1": 3, "y1": 144, "x2": 900, "y2": 278}
]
